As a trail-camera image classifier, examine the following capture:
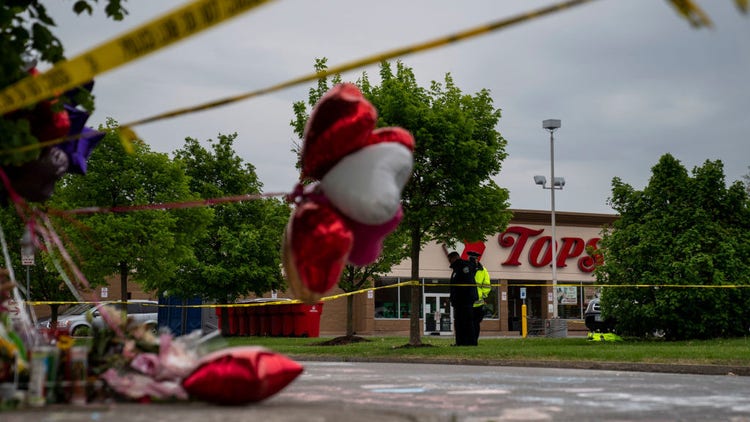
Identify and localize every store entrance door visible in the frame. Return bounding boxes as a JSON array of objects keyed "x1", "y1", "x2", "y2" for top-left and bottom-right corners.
[
  {"x1": 424, "y1": 293, "x2": 452, "y2": 335},
  {"x1": 507, "y1": 284, "x2": 543, "y2": 332}
]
